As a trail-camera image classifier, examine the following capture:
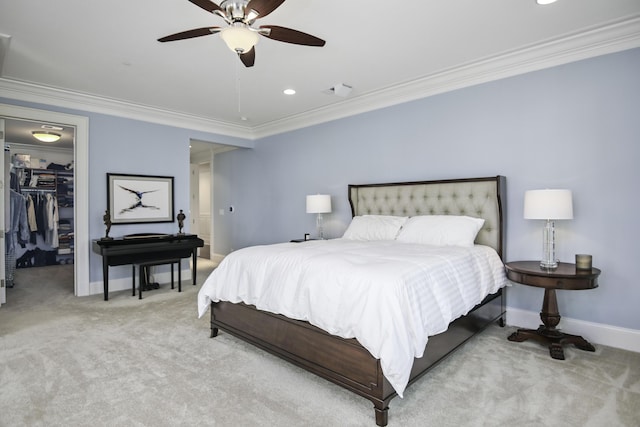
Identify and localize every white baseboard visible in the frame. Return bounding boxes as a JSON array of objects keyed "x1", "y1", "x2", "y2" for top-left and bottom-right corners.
[
  {"x1": 506, "y1": 307, "x2": 640, "y2": 353},
  {"x1": 89, "y1": 267, "x2": 193, "y2": 296},
  {"x1": 211, "y1": 253, "x2": 225, "y2": 264}
]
